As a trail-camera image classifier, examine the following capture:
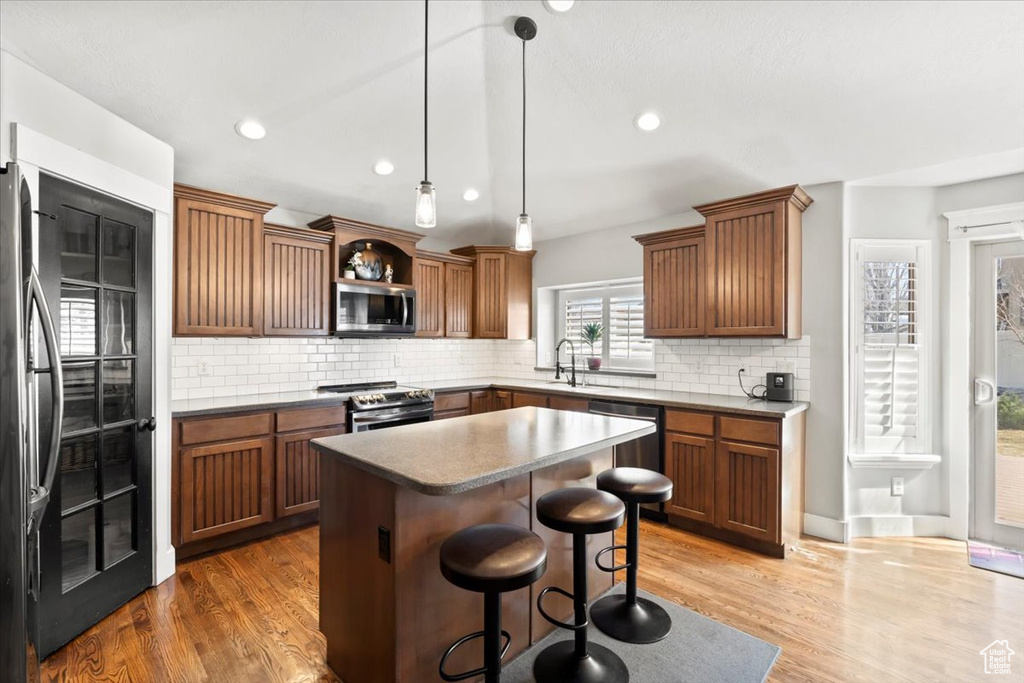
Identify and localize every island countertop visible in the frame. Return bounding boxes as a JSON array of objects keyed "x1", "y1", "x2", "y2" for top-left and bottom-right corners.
[{"x1": 311, "y1": 406, "x2": 655, "y2": 496}]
